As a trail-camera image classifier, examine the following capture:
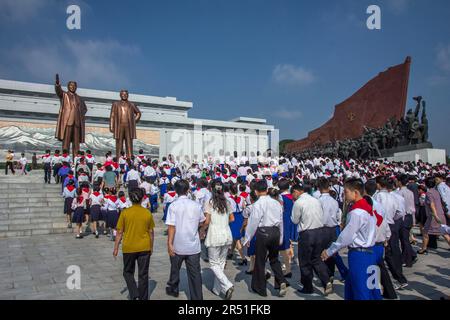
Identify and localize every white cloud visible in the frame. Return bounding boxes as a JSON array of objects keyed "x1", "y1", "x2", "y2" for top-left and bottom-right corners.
[
  {"x1": 273, "y1": 108, "x2": 303, "y2": 120},
  {"x1": 272, "y1": 64, "x2": 316, "y2": 87},
  {"x1": 4, "y1": 39, "x2": 141, "y2": 89},
  {"x1": 436, "y1": 44, "x2": 450, "y2": 73}
]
